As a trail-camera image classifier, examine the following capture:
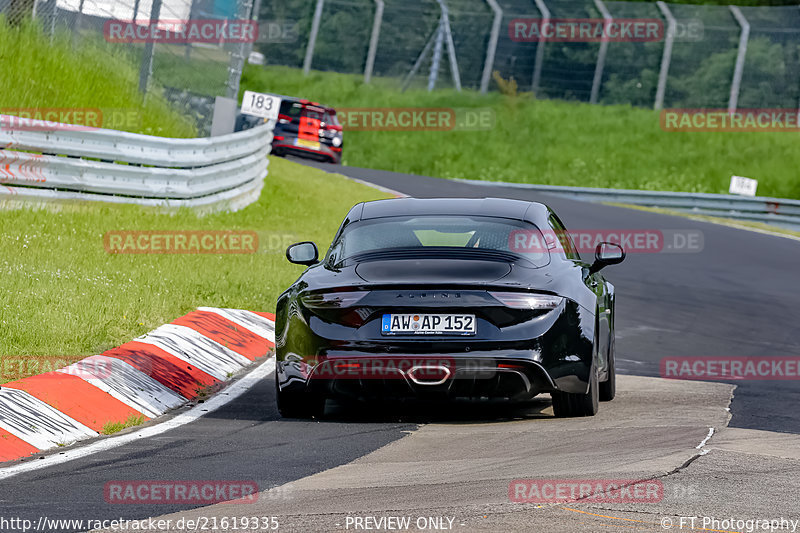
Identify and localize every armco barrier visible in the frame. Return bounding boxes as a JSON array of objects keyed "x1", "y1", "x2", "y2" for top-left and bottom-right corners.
[
  {"x1": 455, "y1": 180, "x2": 800, "y2": 232},
  {"x1": 0, "y1": 116, "x2": 274, "y2": 213}
]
